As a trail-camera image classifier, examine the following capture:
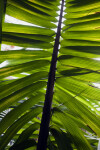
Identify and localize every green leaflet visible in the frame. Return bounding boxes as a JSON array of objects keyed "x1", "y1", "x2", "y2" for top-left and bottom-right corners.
[
  {"x1": 2, "y1": 33, "x2": 53, "y2": 49},
  {"x1": 63, "y1": 19, "x2": 100, "y2": 31},
  {"x1": 58, "y1": 65, "x2": 100, "y2": 83},
  {"x1": 0, "y1": 81, "x2": 46, "y2": 113},
  {"x1": 2, "y1": 32, "x2": 54, "y2": 42},
  {"x1": 56, "y1": 76, "x2": 100, "y2": 102},
  {"x1": 0, "y1": 93, "x2": 44, "y2": 135},
  {"x1": 15, "y1": 0, "x2": 59, "y2": 12},
  {"x1": 53, "y1": 111, "x2": 93, "y2": 150},
  {"x1": 23, "y1": 0, "x2": 58, "y2": 16},
  {"x1": 58, "y1": 55, "x2": 100, "y2": 71},
  {"x1": 6, "y1": 4, "x2": 56, "y2": 28},
  {"x1": 64, "y1": 13, "x2": 100, "y2": 24},
  {"x1": 60, "y1": 46, "x2": 100, "y2": 58},
  {"x1": 2, "y1": 23, "x2": 55, "y2": 36},
  {"x1": 66, "y1": 0, "x2": 100, "y2": 12},
  {"x1": 7, "y1": 0, "x2": 57, "y2": 22},
  {"x1": 64, "y1": 9, "x2": 100, "y2": 19},
  {"x1": 47, "y1": 138, "x2": 58, "y2": 150},
  {"x1": 62, "y1": 31, "x2": 100, "y2": 42},
  {"x1": 0, "y1": 106, "x2": 42, "y2": 150},
  {"x1": 0, "y1": 60, "x2": 49, "y2": 79},
  {"x1": 0, "y1": 71, "x2": 48, "y2": 99},
  {"x1": 9, "y1": 139, "x2": 36, "y2": 150},
  {"x1": 61, "y1": 39, "x2": 100, "y2": 46},
  {"x1": 0, "y1": 0, "x2": 6, "y2": 49},
  {"x1": 50, "y1": 126, "x2": 73, "y2": 150},
  {"x1": 54, "y1": 85, "x2": 100, "y2": 136},
  {"x1": 28, "y1": 0, "x2": 60, "y2": 10},
  {"x1": 14, "y1": 122, "x2": 40, "y2": 145},
  {"x1": 52, "y1": 110, "x2": 95, "y2": 133},
  {"x1": 0, "y1": 60, "x2": 50, "y2": 79},
  {"x1": 0, "y1": 50, "x2": 51, "y2": 60}
]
